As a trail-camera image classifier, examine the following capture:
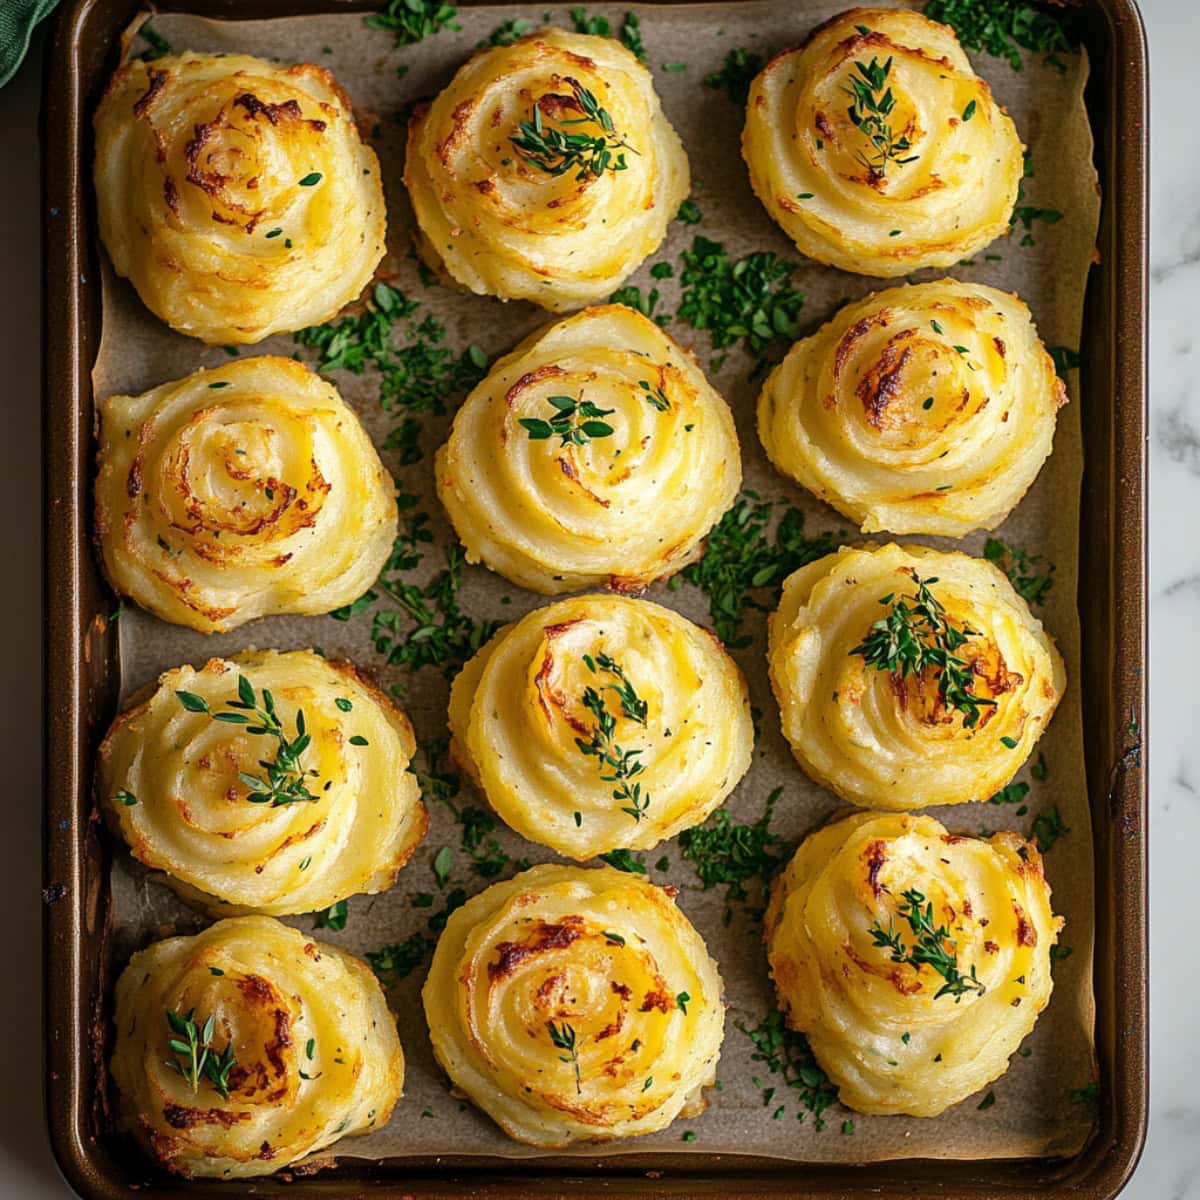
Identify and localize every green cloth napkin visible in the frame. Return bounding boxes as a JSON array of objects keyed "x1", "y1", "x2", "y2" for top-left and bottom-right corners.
[{"x1": 0, "y1": 0, "x2": 59, "y2": 88}]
